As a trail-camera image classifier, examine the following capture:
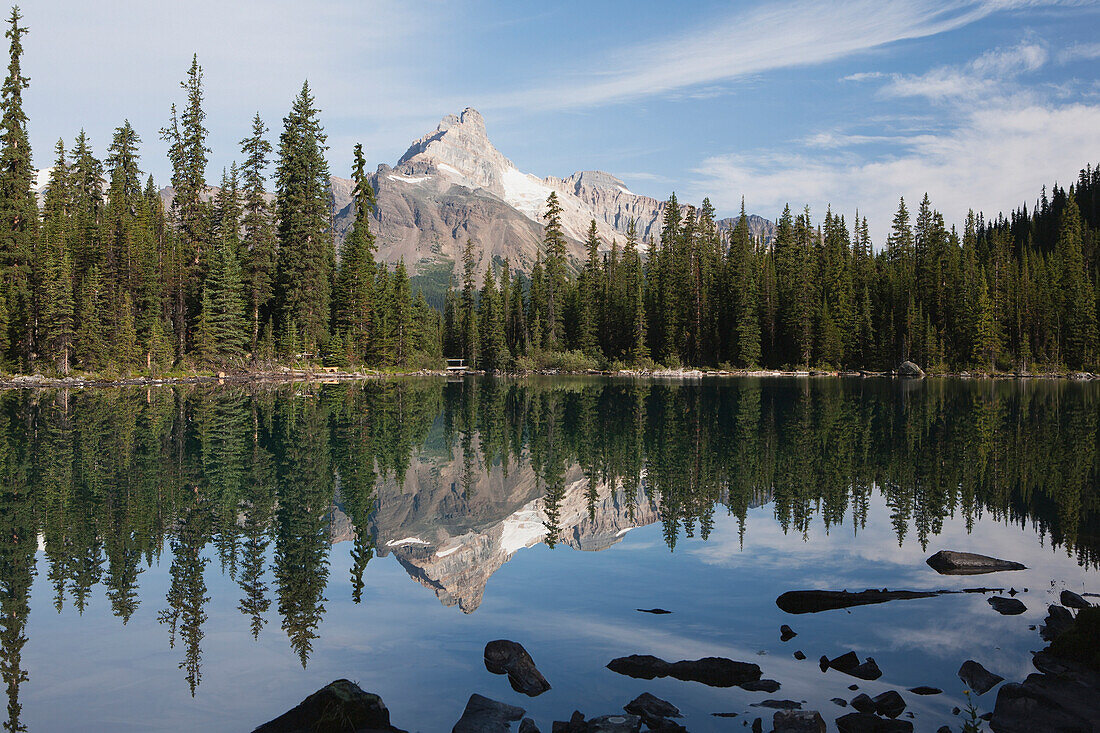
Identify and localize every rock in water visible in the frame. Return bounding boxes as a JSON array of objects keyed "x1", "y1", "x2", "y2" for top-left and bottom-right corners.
[
  {"x1": 252, "y1": 679, "x2": 405, "y2": 733},
  {"x1": 871, "y1": 691, "x2": 906, "y2": 718},
  {"x1": 776, "y1": 588, "x2": 940, "y2": 613},
  {"x1": 794, "y1": 650, "x2": 806, "y2": 660},
  {"x1": 606, "y1": 655, "x2": 671, "y2": 680},
  {"x1": 1041, "y1": 604, "x2": 1075, "y2": 641},
  {"x1": 990, "y1": 648, "x2": 1100, "y2": 732},
  {"x1": 849, "y1": 694, "x2": 875, "y2": 713},
  {"x1": 897, "y1": 361, "x2": 925, "y2": 378},
  {"x1": 1060, "y1": 589, "x2": 1092, "y2": 610},
  {"x1": 925, "y1": 550, "x2": 1026, "y2": 575},
  {"x1": 608, "y1": 654, "x2": 761, "y2": 687},
  {"x1": 520, "y1": 719, "x2": 541, "y2": 733},
  {"x1": 453, "y1": 694, "x2": 526, "y2": 733},
  {"x1": 484, "y1": 640, "x2": 551, "y2": 696},
  {"x1": 988, "y1": 596, "x2": 1027, "y2": 615},
  {"x1": 907, "y1": 686, "x2": 941, "y2": 695},
  {"x1": 780, "y1": 624, "x2": 797, "y2": 641},
  {"x1": 740, "y1": 679, "x2": 781, "y2": 692},
  {"x1": 623, "y1": 692, "x2": 680, "y2": 728},
  {"x1": 773, "y1": 710, "x2": 826, "y2": 732},
  {"x1": 958, "y1": 660, "x2": 1004, "y2": 695},
  {"x1": 827, "y1": 652, "x2": 860, "y2": 672},
  {"x1": 636, "y1": 608, "x2": 672, "y2": 614},
  {"x1": 835, "y1": 712, "x2": 914, "y2": 732},
  {"x1": 584, "y1": 715, "x2": 642, "y2": 732}
]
